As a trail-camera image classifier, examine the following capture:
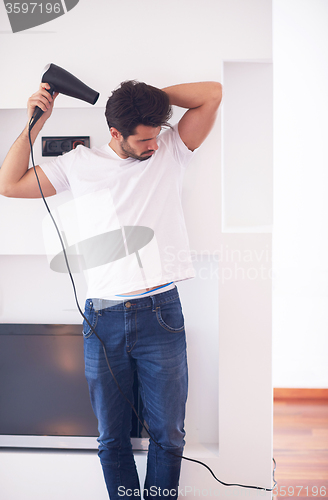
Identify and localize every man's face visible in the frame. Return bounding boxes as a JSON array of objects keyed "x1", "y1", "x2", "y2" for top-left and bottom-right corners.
[{"x1": 120, "y1": 125, "x2": 161, "y2": 161}]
